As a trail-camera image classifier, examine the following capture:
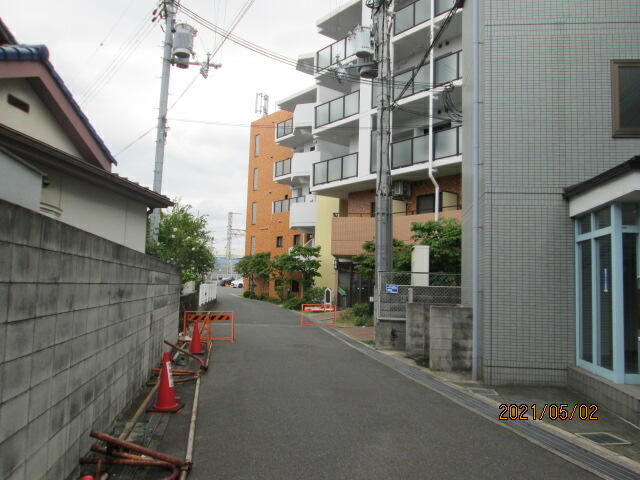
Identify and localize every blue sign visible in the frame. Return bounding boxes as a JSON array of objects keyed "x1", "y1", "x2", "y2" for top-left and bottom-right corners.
[{"x1": 386, "y1": 284, "x2": 399, "y2": 294}]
